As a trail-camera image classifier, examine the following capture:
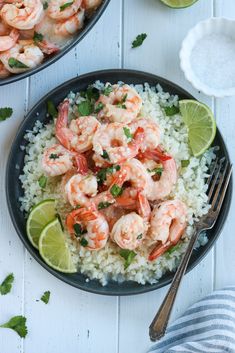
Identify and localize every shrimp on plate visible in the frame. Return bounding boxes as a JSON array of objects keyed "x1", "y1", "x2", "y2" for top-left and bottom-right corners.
[
  {"x1": 41, "y1": 144, "x2": 88, "y2": 177},
  {"x1": 54, "y1": 9, "x2": 85, "y2": 37},
  {"x1": 92, "y1": 123, "x2": 144, "y2": 166},
  {"x1": 66, "y1": 204, "x2": 109, "y2": 250},
  {"x1": 47, "y1": 0, "x2": 82, "y2": 21},
  {"x1": 55, "y1": 99, "x2": 100, "y2": 153},
  {"x1": 139, "y1": 147, "x2": 178, "y2": 201},
  {"x1": 82, "y1": 0, "x2": 102, "y2": 11},
  {"x1": 129, "y1": 118, "x2": 161, "y2": 152},
  {"x1": 0, "y1": 41, "x2": 44, "y2": 73},
  {"x1": 1, "y1": 0, "x2": 43, "y2": 30},
  {"x1": 96, "y1": 84, "x2": 142, "y2": 123},
  {"x1": 147, "y1": 200, "x2": 187, "y2": 261},
  {"x1": 64, "y1": 173, "x2": 98, "y2": 208},
  {"x1": 0, "y1": 28, "x2": 19, "y2": 51}
]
